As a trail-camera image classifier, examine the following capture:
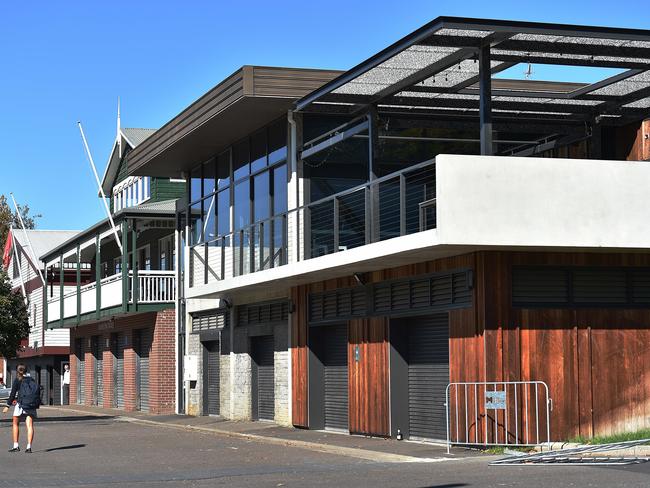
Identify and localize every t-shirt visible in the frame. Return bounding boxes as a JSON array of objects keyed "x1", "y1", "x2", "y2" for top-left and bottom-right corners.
[{"x1": 63, "y1": 370, "x2": 70, "y2": 385}]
